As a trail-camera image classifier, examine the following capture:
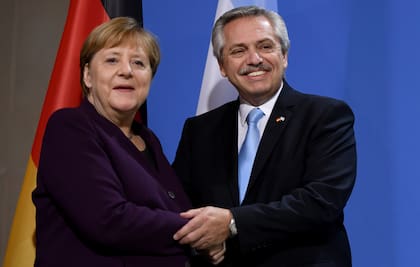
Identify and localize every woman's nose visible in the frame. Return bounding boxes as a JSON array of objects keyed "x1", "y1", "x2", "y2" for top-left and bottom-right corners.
[{"x1": 118, "y1": 61, "x2": 133, "y2": 76}]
